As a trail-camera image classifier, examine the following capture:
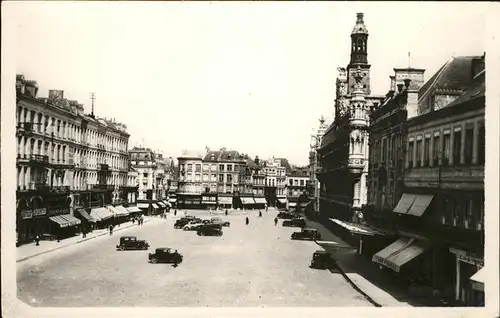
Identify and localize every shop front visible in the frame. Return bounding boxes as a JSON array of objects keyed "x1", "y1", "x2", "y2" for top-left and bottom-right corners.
[
  {"x1": 202, "y1": 195, "x2": 217, "y2": 209},
  {"x1": 254, "y1": 197, "x2": 267, "y2": 209},
  {"x1": 241, "y1": 197, "x2": 256, "y2": 209},
  {"x1": 47, "y1": 207, "x2": 81, "y2": 240},
  {"x1": 90, "y1": 207, "x2": 114, "y2": 229},
  {"x1": 276, "y1": 197, "x2": 287, "y2": 210},
  {"x1": 151, "y1": 203, "x2": 162, "y2": 215},
  {"x1": 218, "y1": 196, "x2": 232, "y2": 209},
  {"x1": 16, "y1": 206, "x2": 48, "y2": 245},
  {"x1": 449, "y1": 247, "x2": 485, "y2": 306}
]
